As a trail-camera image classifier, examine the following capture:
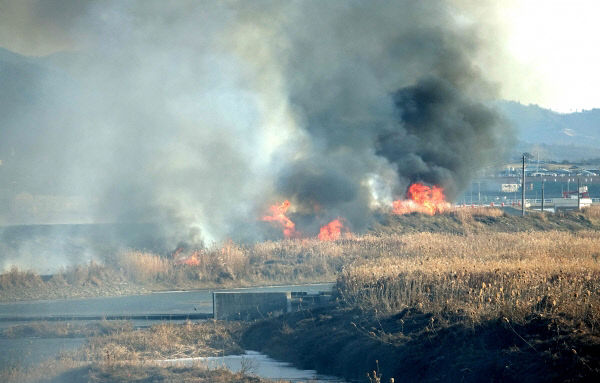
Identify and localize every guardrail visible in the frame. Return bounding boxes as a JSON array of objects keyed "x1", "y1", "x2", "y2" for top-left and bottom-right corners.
[
  {"x1": 456, "y1": 199, "x2": 600, "y2": 208},
  {"x1": 526, "y1": 199, "x2": 553, "y2": 205},
  {"x1": 0, "y1": 313, "x2": 213, "y2": 322},
  {"x1": 454, "y1": 198, "x2": 600, "y2": 208}
]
